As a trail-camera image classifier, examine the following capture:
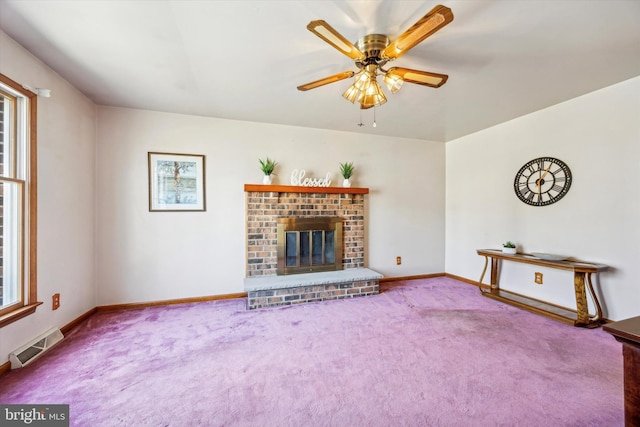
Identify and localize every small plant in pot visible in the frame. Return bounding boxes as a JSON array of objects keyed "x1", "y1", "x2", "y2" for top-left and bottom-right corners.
[
  {"x1": 502, "y1": 241, "x2": 517, "y2": 254},
  {"x1": 339, "y1": 161, "x2": 354, "y2": 188},
  {"x1": 259, "y1": 157, "x2": 278, "y2": 184}
]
